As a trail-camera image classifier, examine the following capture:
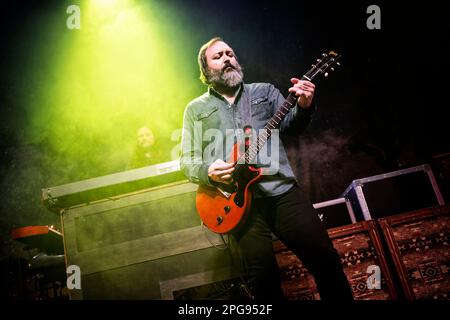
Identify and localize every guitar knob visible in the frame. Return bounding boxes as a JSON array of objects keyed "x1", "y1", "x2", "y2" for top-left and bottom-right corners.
[
  {"x1": 217, "y1": 216, "x2": 223, "y2": 225},
  {"x1": 224, "y1": 206, "x2": 231, "y2": 214}
]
